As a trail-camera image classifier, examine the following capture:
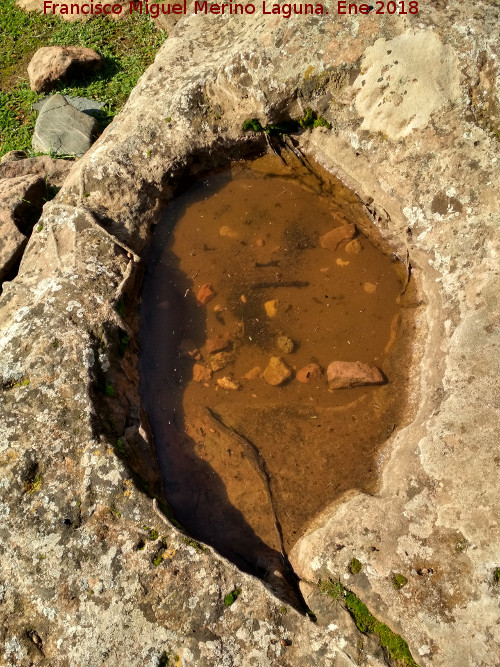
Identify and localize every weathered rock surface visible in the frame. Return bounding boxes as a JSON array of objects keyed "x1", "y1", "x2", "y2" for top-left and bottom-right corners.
[
  {"x1": 1, "y1": 1, "x2": 499, "y2": 665},
  {"x1": 32, "y1": 94, "x2": 98, "y2": 157},
  {"x1": 0, "y1": 155, "x2": 73, "y2": 188},
  {"x1": 0, "y1": 150, "x2": 27, "y2": 164},
  {"x1": 28, "y1": 46, "x2": 102, "y2": 92},
  {"x1": 0, "y1": 175, "x2": 46, "y2": 281},
  {"x1": 327, "y1": 360, "x2": 384, "y2": 389}
]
